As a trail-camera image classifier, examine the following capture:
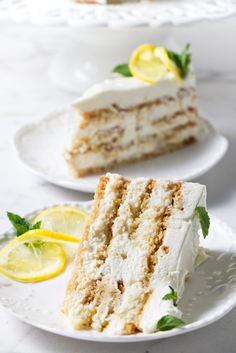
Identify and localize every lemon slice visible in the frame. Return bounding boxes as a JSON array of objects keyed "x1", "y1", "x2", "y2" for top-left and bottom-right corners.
[
  {"x1": 33, "y1": 206, "x2": 88, "y2": 238},
  {"x1": 0, "y1": 229, "x2": 80, "y2": 282},
  {"x1": 129, "y1": 44, "x2": 181, "y2": 84}
]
